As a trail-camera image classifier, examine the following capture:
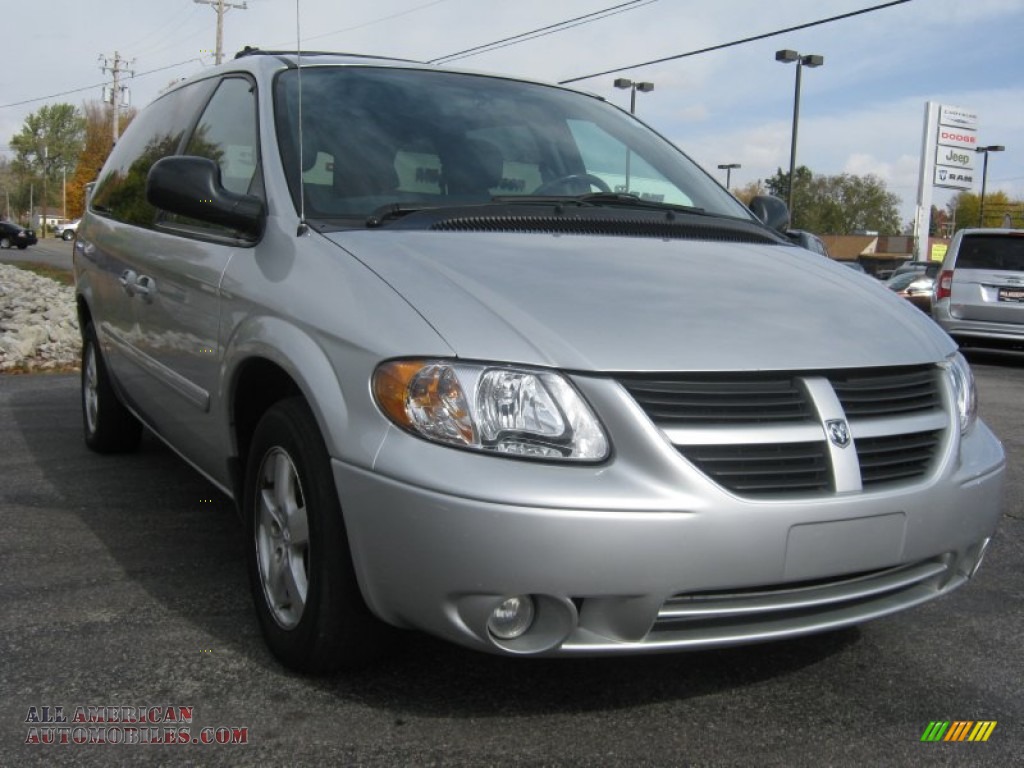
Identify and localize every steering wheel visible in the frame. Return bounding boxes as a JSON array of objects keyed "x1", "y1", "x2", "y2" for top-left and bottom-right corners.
[{"x1": 532, "y1": 173, "x2": 611, "y2": 196}]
